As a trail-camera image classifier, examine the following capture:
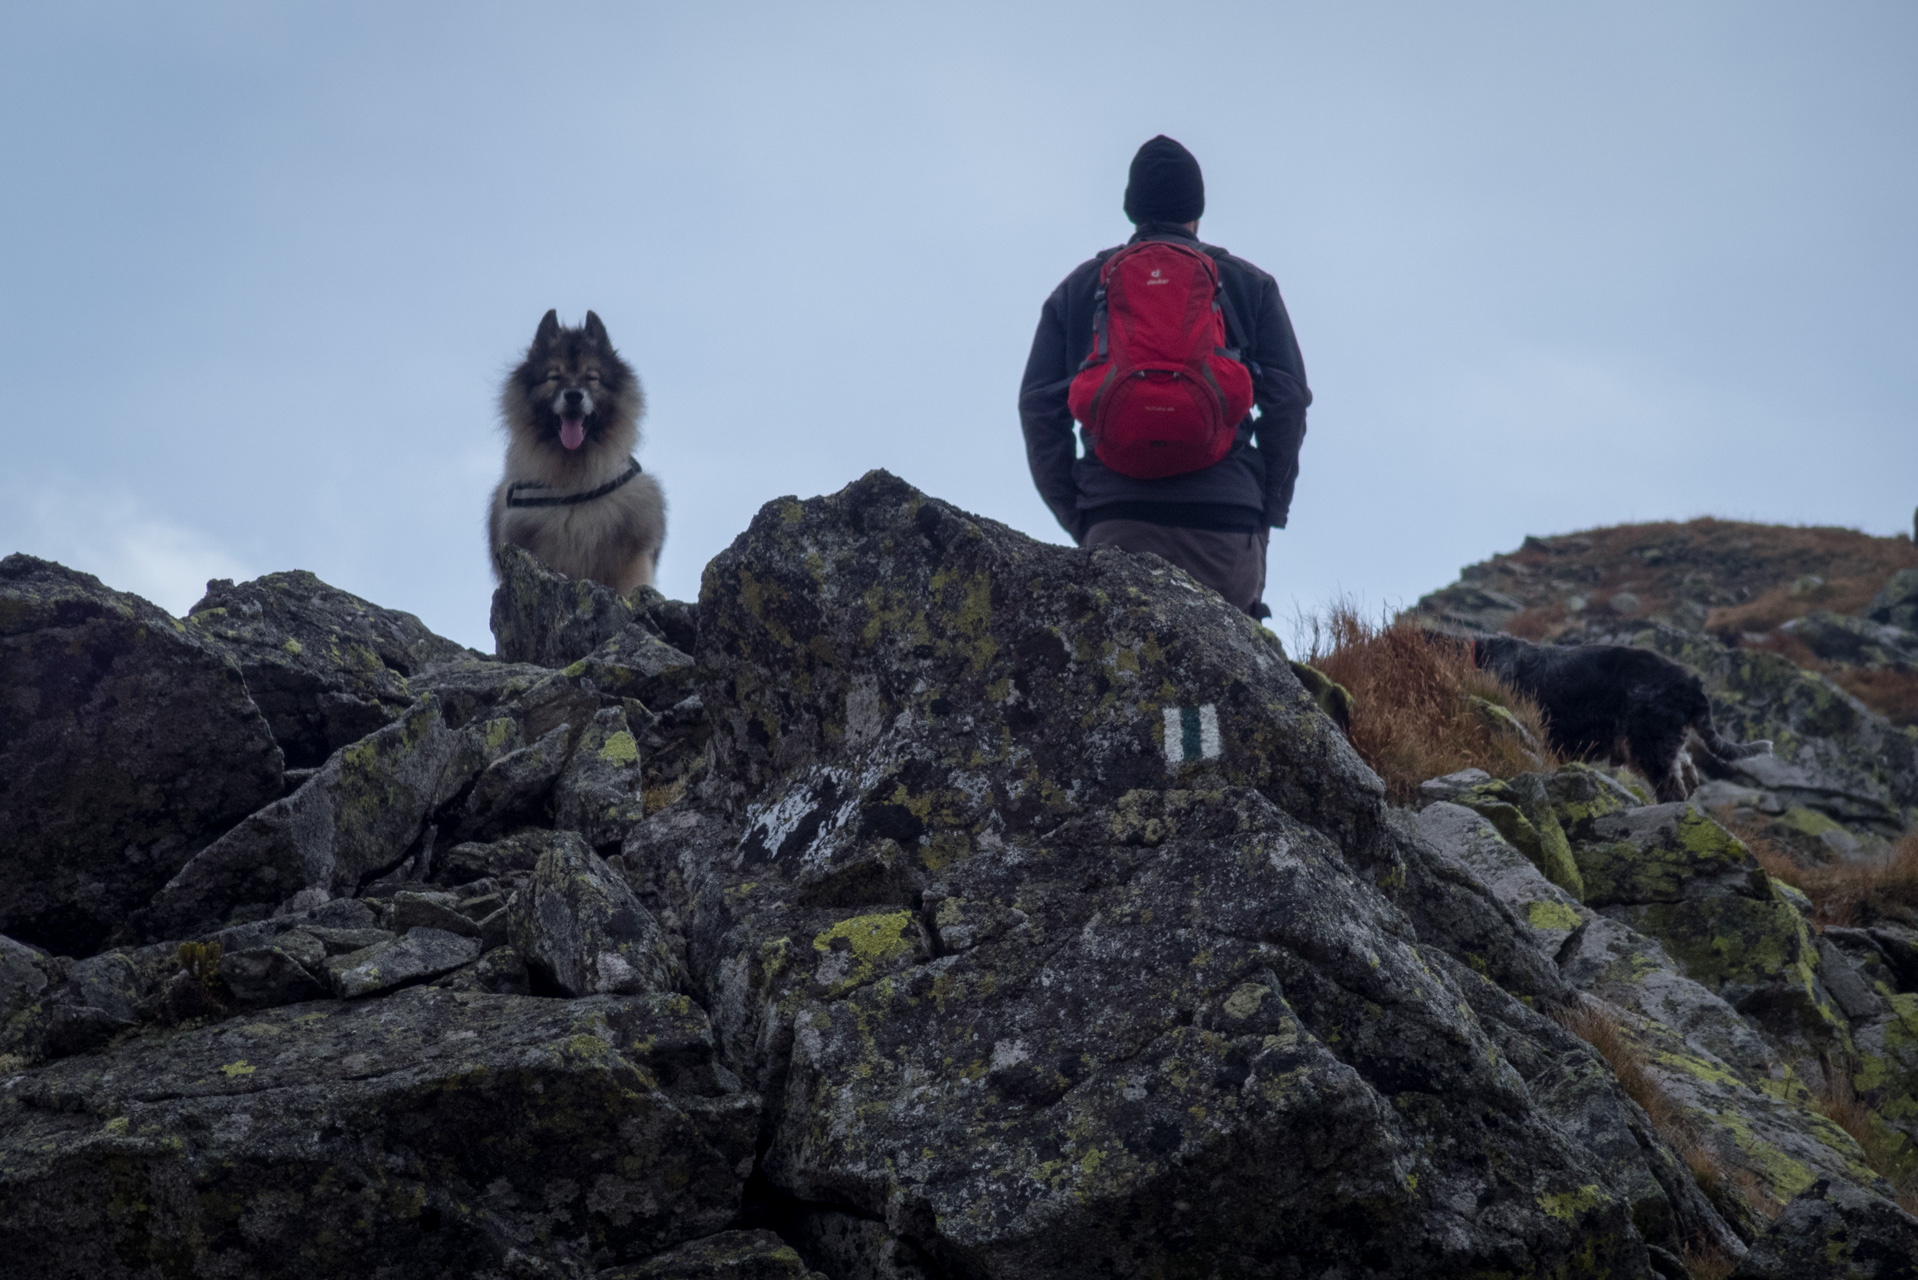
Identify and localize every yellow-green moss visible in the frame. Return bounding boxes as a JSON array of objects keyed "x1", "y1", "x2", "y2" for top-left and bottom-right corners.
[
  {"x1": 597, "y1": 731, "x2": 639, "y2": 766},
  {"x1": 813, "y1": 911, "x2": 917, "y2": 996},
  {"x1": 1527, "y1": 900, "x2": 1583, "y2": 933}
]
